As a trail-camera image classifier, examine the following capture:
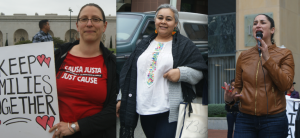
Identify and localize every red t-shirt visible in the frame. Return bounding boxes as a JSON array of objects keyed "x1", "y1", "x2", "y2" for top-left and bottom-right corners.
[
  {"x1": 56, "y1": 52, "x2": 107, "y2": 122},
  {"x1": 287, "y1": 93, "x2": 291, "y2": 96}
]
